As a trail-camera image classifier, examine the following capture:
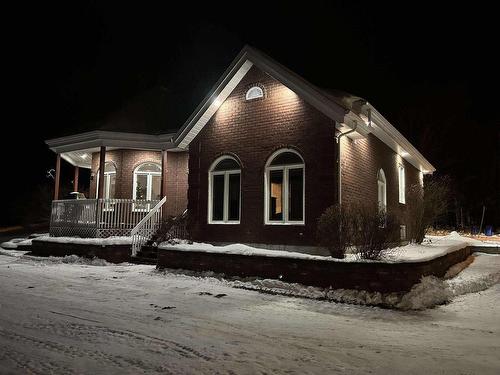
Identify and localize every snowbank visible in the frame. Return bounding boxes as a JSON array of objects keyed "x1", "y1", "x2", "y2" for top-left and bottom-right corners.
[
  {"x1": 160, "y1": 232, "x2": 476, "y2": 263},
  {"x1": 33, "y1": 236, "x2": 133, "y2": 246},
  {"x1": 227, "y1": 252, "x2": 500, "y2": 310},
  {"x1": 0, "y1": 238, "x2": 33, "y2": 249}
]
